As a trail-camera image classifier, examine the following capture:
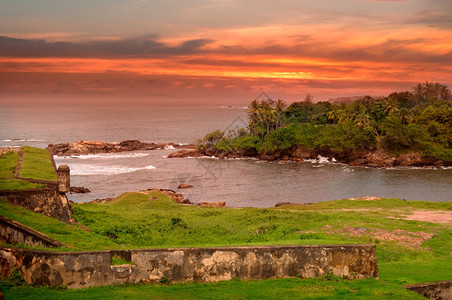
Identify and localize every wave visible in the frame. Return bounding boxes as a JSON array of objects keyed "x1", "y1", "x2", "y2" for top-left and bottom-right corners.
[
  {"x1": 65, "y1": 164, "x2": 156, "y2": 175},
  {"x1": 304, "y1": 156, "x2": 334, "y2": 164},
  {"x1": 54, "y1": 152, "x2": 150, "y2": 160},
  {"x1": 1, "y1": 139, "x2": 46, "y2": 142}
]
